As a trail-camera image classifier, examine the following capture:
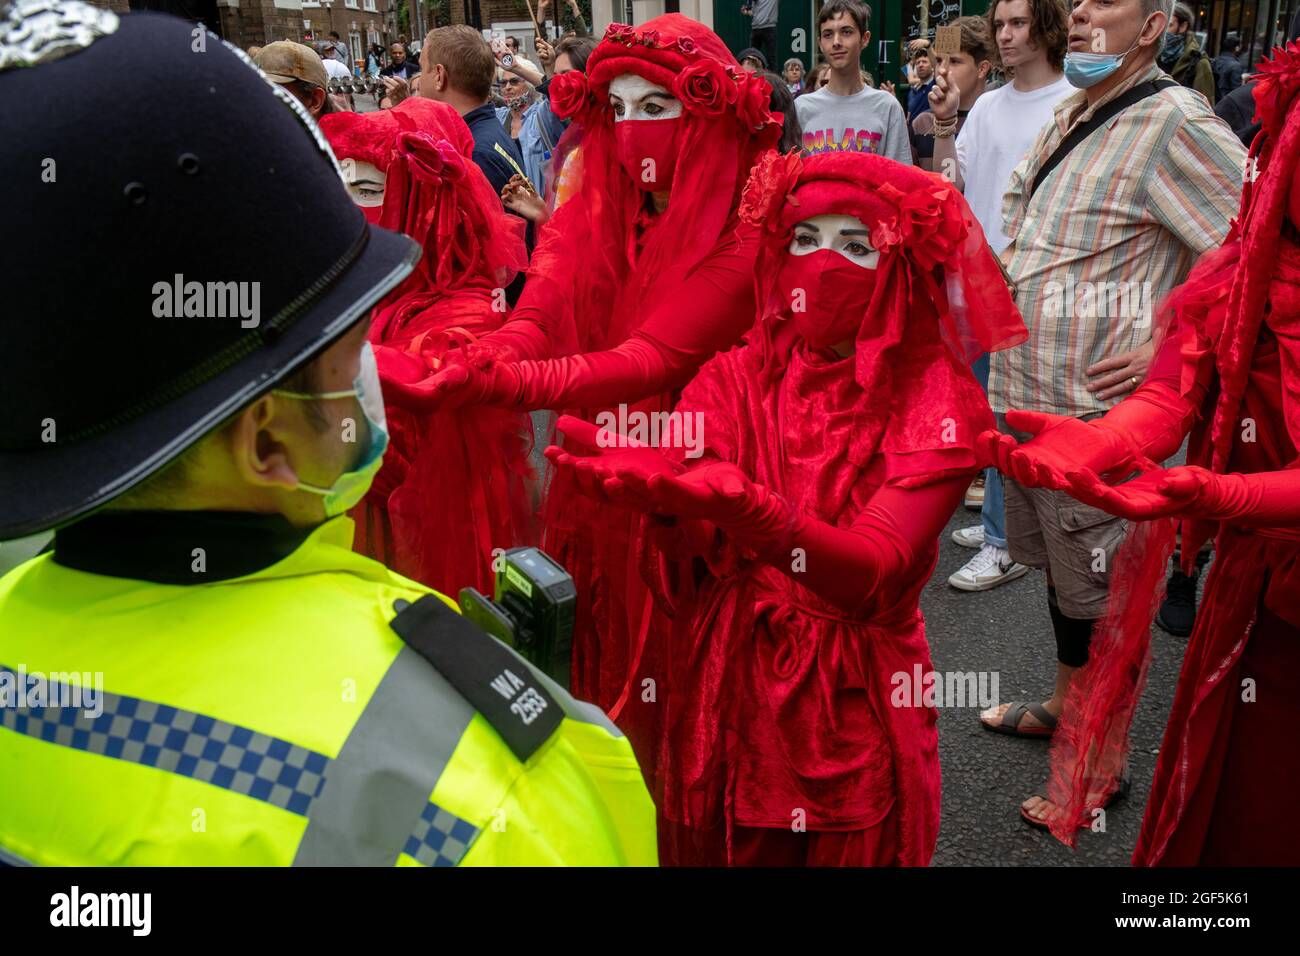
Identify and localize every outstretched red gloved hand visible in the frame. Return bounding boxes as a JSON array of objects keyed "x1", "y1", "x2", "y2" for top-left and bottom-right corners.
[
  {"x1": 980, "y1": 410, "x2": 1137, "y2": 490},
  {"x1": 1061, "y1": 464, "x2": 1300, "y2": 524},
  {"x1": 371, "y1": 344, "x2": 523, "y2": 412},
  {"x1": 979, "y1": 383, "x2": 1197, "y2": 491},
  {"x1": 547, "y1": 418, "x2": 970, "y2": 619},
  {"x1": 543, "y1": 415, "x2": 685, "y2": 510}
]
